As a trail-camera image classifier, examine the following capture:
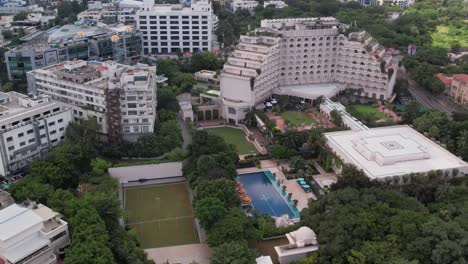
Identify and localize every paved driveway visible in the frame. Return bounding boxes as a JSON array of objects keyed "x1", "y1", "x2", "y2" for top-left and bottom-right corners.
[{"x1": 145, "y1": 243, "x2": 213, "y2": 264}]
